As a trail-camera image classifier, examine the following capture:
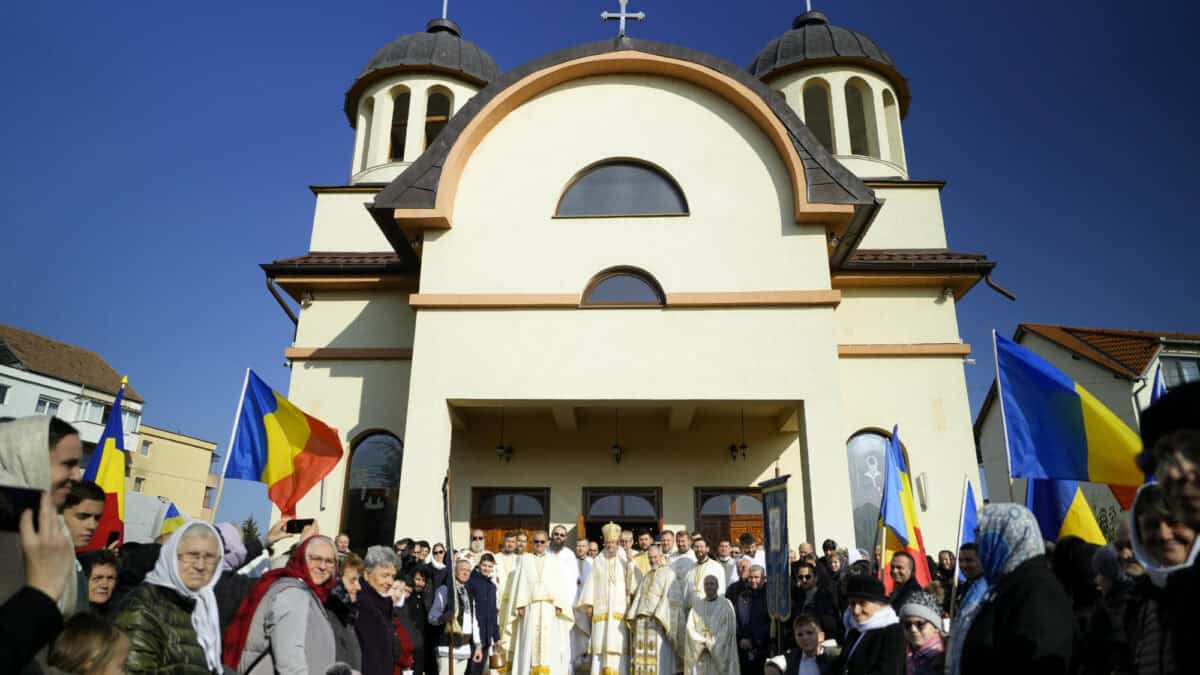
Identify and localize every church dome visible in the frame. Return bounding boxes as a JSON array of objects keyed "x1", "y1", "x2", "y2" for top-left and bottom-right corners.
[
  {"x1": 344, "y1": 18, "x2": 501, "y2": 124},
  {"x1": 749, "y1": 11, "x2": 909, "y2": 116}
]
